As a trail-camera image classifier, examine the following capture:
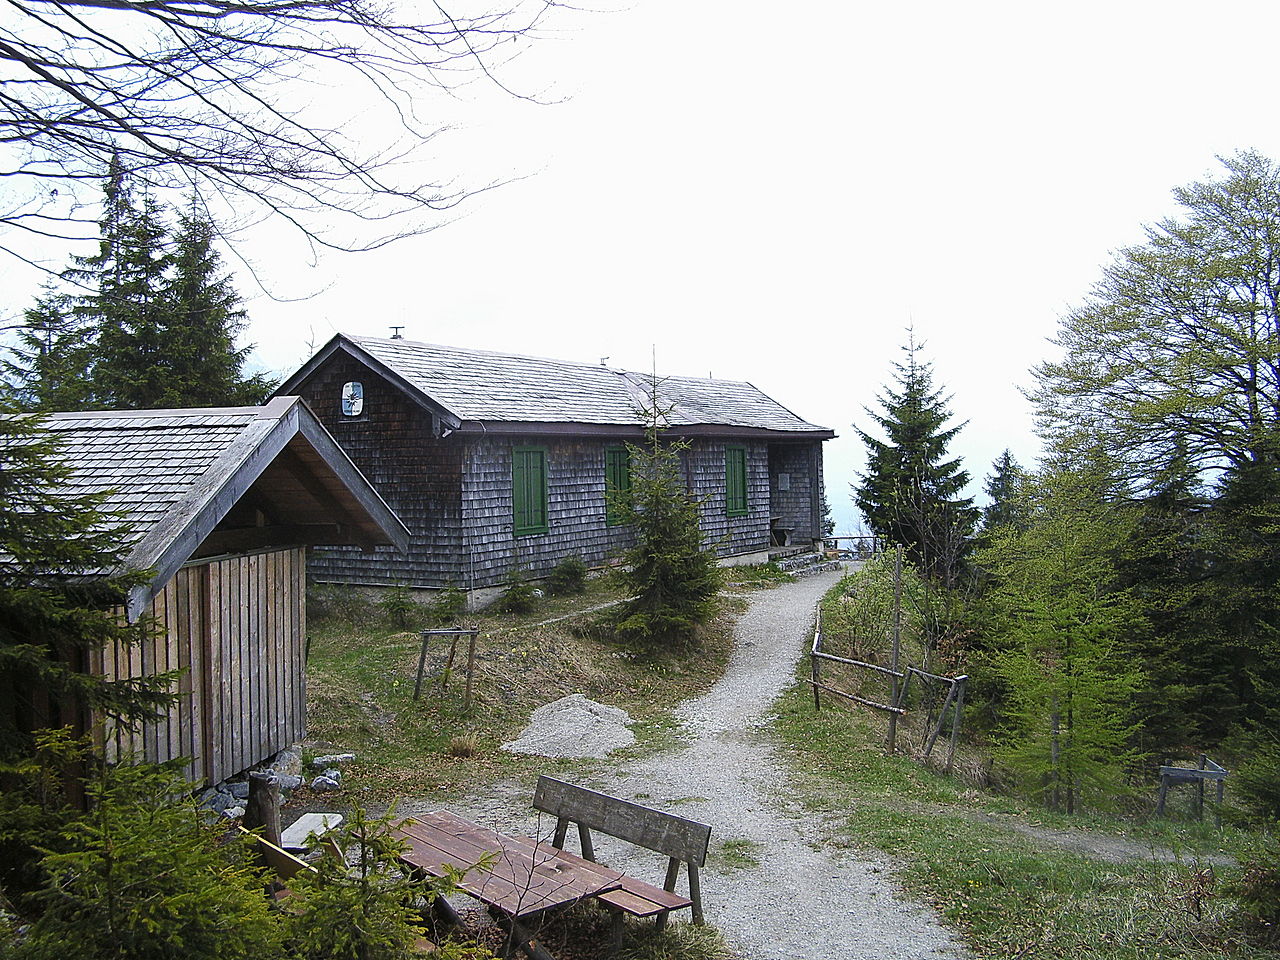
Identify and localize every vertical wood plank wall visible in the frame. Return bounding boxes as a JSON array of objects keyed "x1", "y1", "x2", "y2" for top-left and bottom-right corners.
[{"x1": 100, "y1": 547, "x2": 307, "y2": 784}]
